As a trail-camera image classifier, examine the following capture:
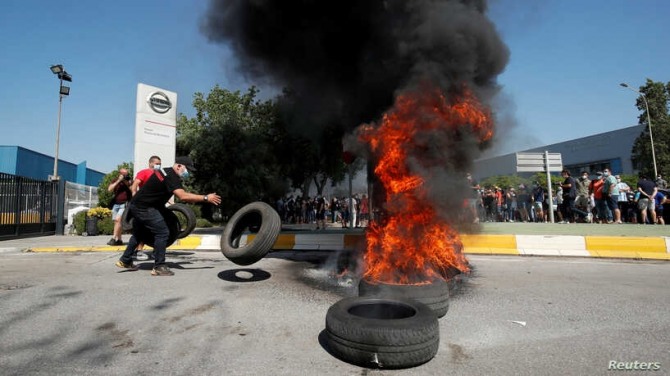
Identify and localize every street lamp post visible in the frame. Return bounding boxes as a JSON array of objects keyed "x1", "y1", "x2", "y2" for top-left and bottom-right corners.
[
  {"x1": 49, "y1": 65, "x2": 72, "y2": 181},
  {"x1": 620, "y1": 82, "x2": 657, "y2": 178}
]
